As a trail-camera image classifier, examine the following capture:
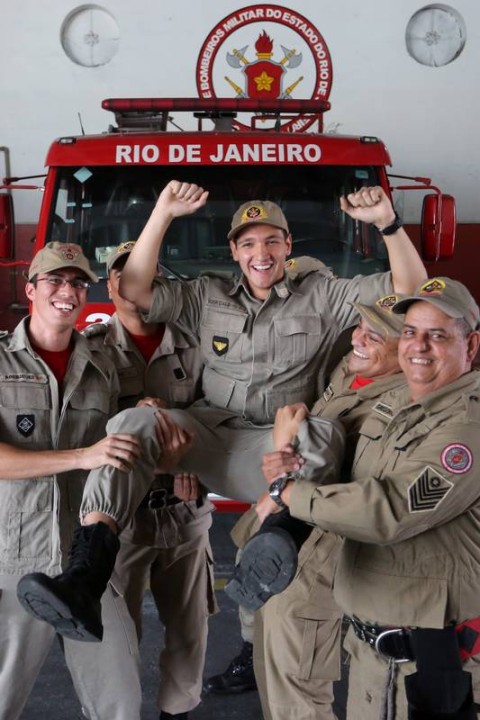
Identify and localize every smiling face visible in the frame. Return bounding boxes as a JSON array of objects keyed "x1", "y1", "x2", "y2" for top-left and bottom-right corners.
[
  {"x1": 26, "y1": 268, "x2": 89, "y2": 335},
  {"x1": 229, "y1": 224, "x2": 292, "y2": 300},
  {"x1": 398, "y1": 301, "x2": 480, "y2": 400},
  {"x1": 348, "y1": 317, "x2": 401, "y2": 379}
]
